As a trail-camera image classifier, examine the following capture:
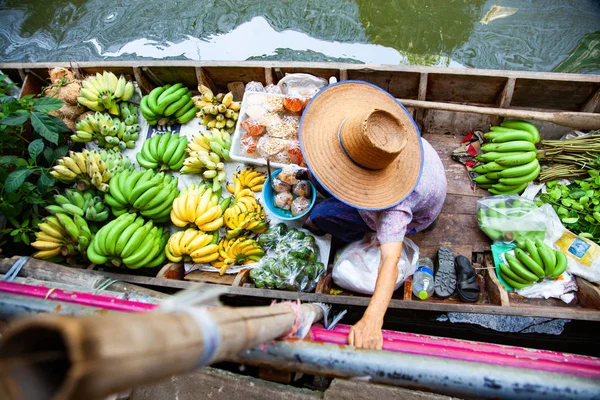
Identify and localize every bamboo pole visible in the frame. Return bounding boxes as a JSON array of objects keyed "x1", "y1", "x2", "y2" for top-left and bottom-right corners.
[
  {"x1": 397, "y1": 99, "x2": 600, "y2": 130},
  {"x1": 0, "y1": 257, "x2": 168, "y2": 300},
  {"x1": 0, "y1": 303, "x2": 323, "y2": 400}
]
